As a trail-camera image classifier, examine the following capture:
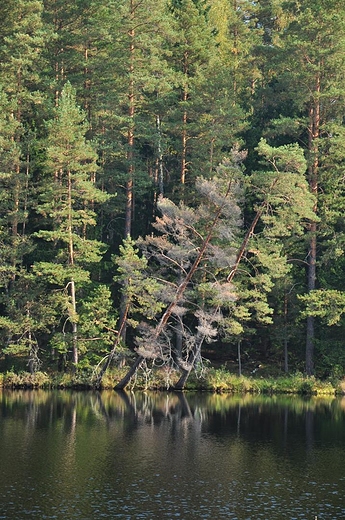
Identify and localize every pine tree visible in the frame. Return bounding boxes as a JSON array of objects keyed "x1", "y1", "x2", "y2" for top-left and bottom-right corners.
[
  {"x1": 34, "y1": 83, "x2": 109, "y2": 369},
  {"x1": 167, "y1": 0, "x2": 222, "y2": 192},
  {"x1": 224, "y1": 139, "x2": 316, "y2": 368},
  {"x1": 87, "y1": 0, "x2": 178, "y2": 239},
  {"x1": 260, "y1": 0, "x2": 345, "y2": 374},
  {"x1": 0, "y1": 0, "x2": 51, "y2": 369},
  {"x1": 0, "y1": 88, "x2": 22, "y2": 282},
  {"x1": 0, "y1": 0, "x2": 46, "y2": 264},
  {"x1": 208, "y1": 0, "x2": 261, "y2": 107},
  {"x1": 239, "y1": 0, "x2": 345, "y2": 374}
]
